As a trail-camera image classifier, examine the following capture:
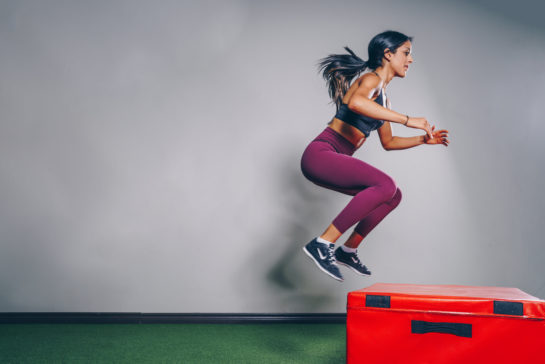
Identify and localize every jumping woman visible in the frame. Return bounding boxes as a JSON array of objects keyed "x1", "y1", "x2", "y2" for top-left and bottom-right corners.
[{"x1": 301, "y1": 30, "x2": 449, "y2": 281}]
